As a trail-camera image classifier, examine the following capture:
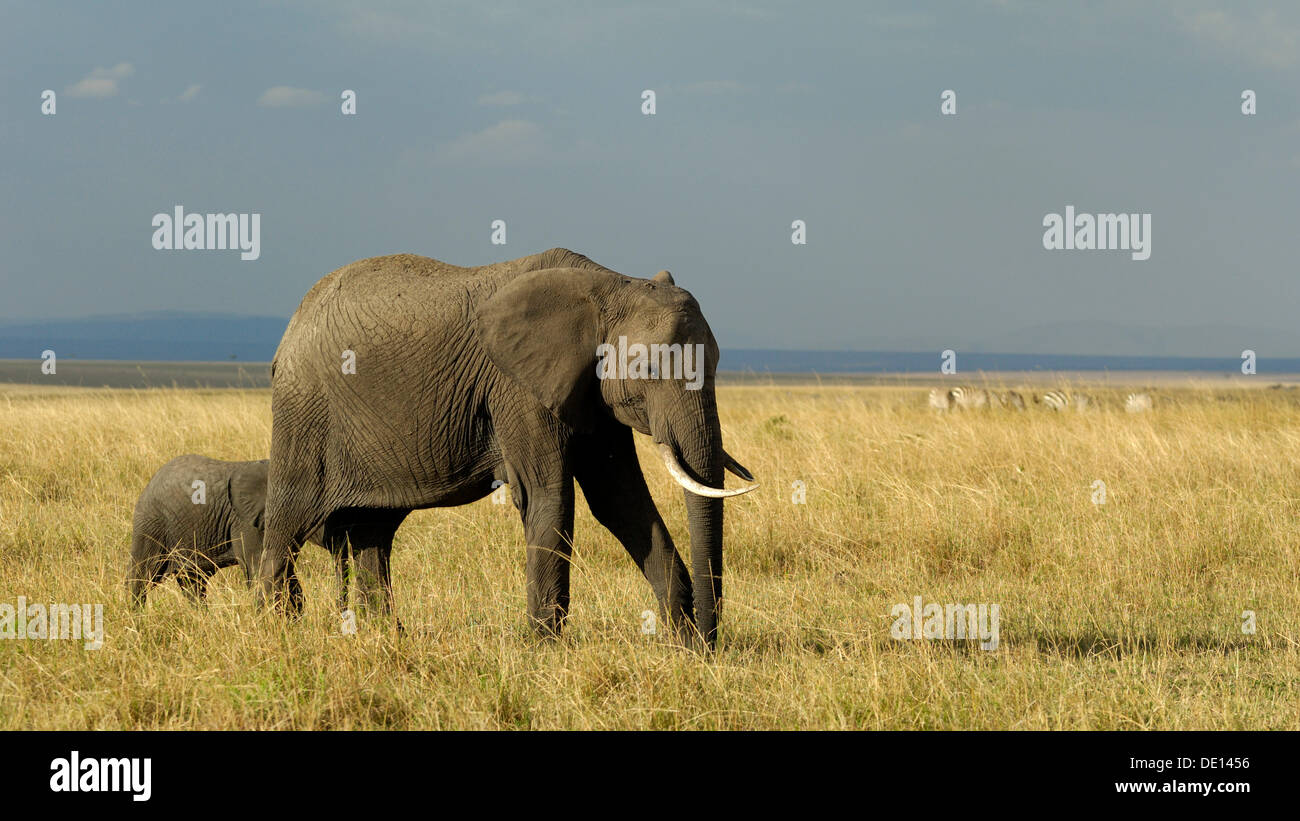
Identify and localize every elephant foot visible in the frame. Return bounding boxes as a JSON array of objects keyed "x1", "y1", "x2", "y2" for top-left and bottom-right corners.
[
  {"x1": 353, "y1": 599, "x2": 403, "y2": 634},
  {"x1": 669, "y1": 621, "x2": 700, "y2": 649},
  {"x1": 257, "y1": 585, "x2": 304, "y2": 618},
  {"x1": 529, "y1": 612, "x2": 567, "y2": 640},
  {"x1": 379, "y1": 611, "x2": 405, "y2": 635}
]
